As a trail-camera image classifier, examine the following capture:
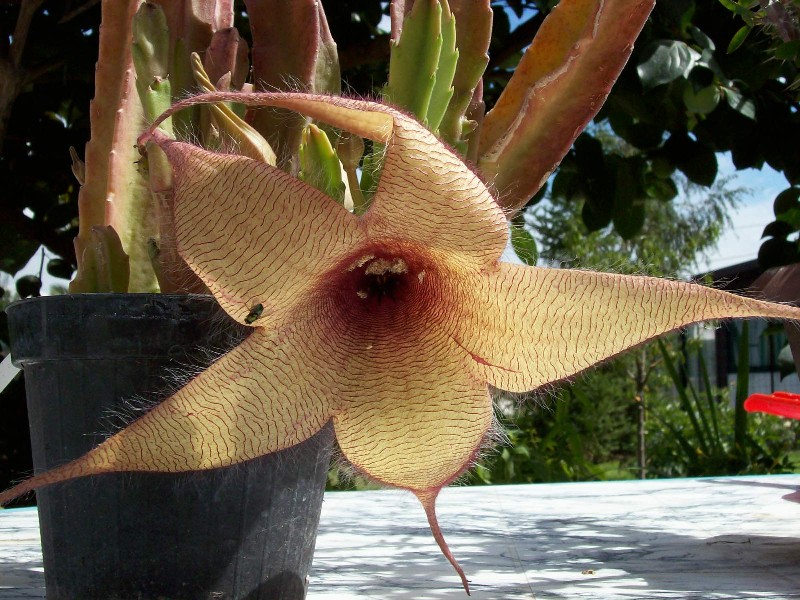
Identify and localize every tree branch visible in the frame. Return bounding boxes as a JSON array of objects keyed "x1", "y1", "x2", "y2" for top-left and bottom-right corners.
[
  {"x1": 10, "y1": 0, "x2": 45, "y2": 68},
  {"x1": 59, "y1": 0, "x2": 101, "y2": 24},
  {"x1": 22, "y1": 59, "x2": 65, "y2": 86},
  {"x1": 0, "y1": 0, "x2": 45, "y2": 157}
]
